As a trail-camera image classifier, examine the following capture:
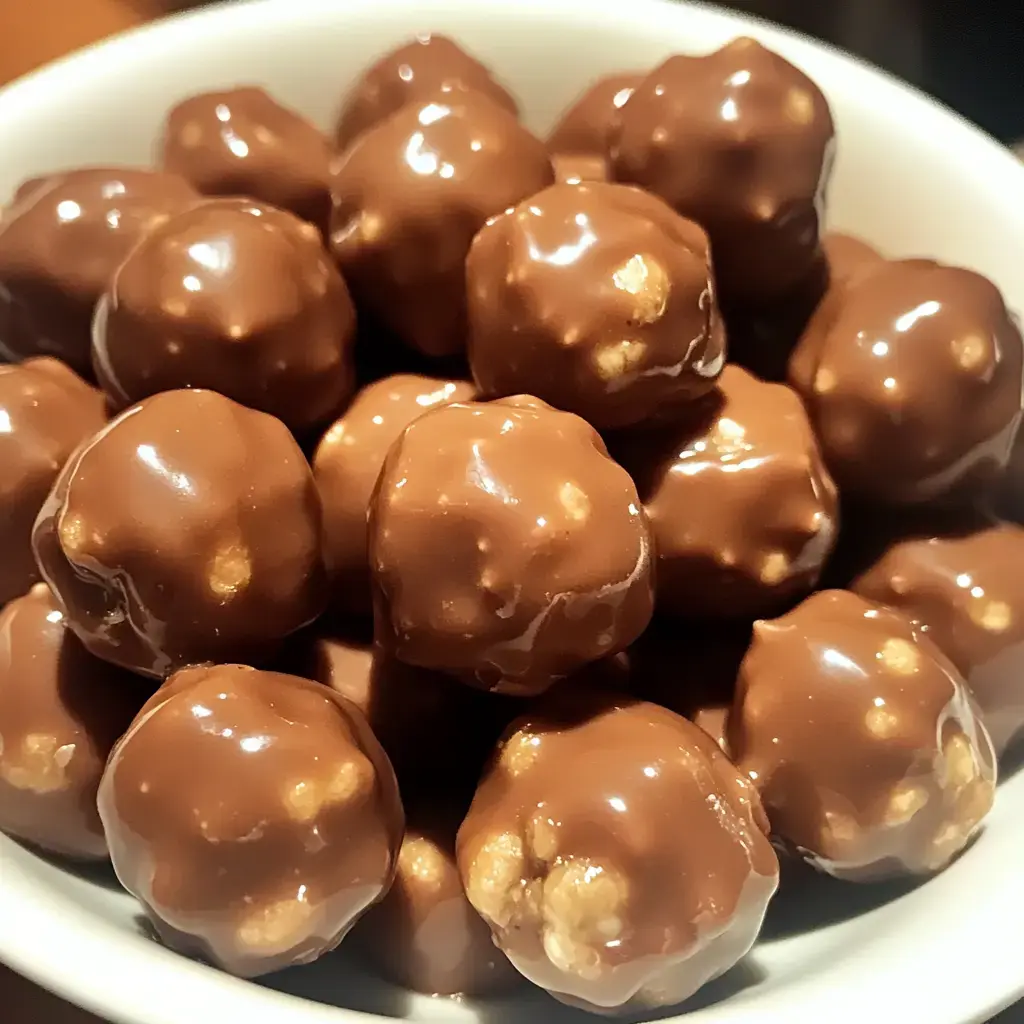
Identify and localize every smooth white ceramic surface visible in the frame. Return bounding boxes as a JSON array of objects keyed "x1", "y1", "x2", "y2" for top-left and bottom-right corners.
[{"x1": 0, "y1": 1, "x2": 1022, "y2": 1023}]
